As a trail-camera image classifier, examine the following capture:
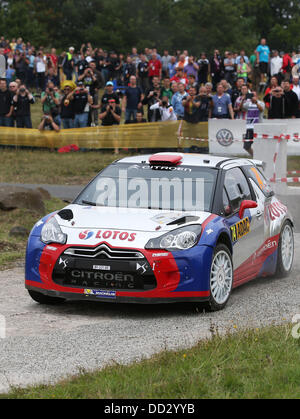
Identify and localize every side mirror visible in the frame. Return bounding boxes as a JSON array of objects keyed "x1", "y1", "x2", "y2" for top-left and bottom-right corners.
[{"x1": 239, "y1": 200, "x2": 258, "y2": 219}]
